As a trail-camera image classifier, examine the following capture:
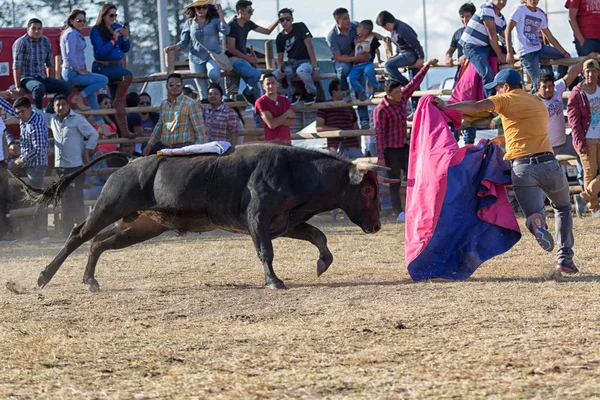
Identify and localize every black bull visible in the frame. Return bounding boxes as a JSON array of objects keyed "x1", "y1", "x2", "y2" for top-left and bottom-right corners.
[{"x1": 16, "y1": 143, "x2": 390, "y2": 291}]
